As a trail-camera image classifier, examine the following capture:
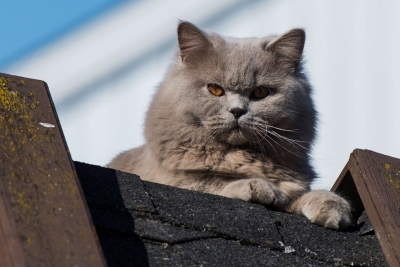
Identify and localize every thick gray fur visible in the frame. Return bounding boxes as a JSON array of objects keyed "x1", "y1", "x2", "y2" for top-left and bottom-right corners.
[{"x1": 108, "y1": 21, "x2": 352, "y2": 229}]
